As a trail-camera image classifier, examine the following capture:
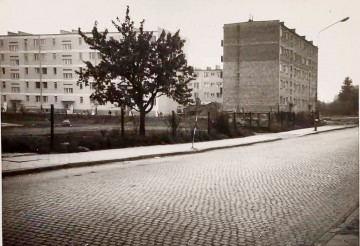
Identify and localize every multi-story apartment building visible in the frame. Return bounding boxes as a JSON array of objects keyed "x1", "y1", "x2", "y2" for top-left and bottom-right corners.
[
  {"x1": 222, "y1": 20, "x2": 318, "y2": 113},
  {"x1": 188, "y1": 66, "x2": 223, "y2": 105},
  {"x1": 0, "y1": 28, "x2": 188, "y2": 116}
]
